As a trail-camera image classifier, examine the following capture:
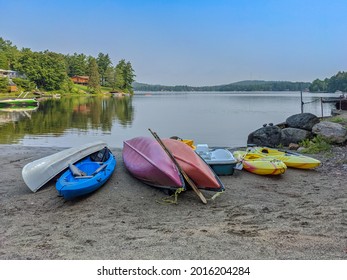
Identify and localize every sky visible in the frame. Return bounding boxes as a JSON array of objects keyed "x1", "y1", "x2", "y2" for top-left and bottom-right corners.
[{"x1": 0, "y1": 0, "x2": 346, "y2": 86}]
